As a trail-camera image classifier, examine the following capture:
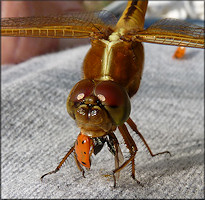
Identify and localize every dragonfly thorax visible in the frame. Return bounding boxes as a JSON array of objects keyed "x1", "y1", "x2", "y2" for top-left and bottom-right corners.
[
  {"x1": 108, "y1": 28, "x2": 126, "y2": 42},
  {"x1": 83, "y1": 38, "x2": 144, "y2": 97}
]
